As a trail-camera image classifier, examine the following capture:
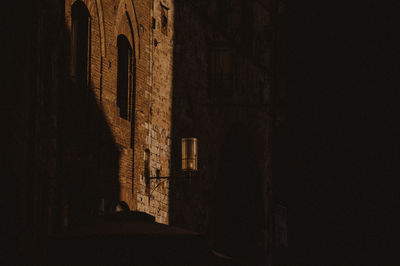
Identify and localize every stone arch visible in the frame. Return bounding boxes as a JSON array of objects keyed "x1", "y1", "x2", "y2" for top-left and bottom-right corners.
[
  {"x1": 114, "y1": 0, "x2": 140, "y2": 60},
  {"x1": 67, "y1": 0, "x2": 106, "y2": 57}
]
